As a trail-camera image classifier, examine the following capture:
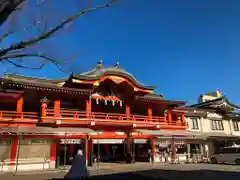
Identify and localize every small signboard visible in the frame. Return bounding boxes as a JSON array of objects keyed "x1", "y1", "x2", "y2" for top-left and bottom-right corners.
[
  {"x1": 93, "y1": 139, "x2": 124, "y2": 144},
  {"x1": 134, "y1": 139, "x2": 148, "y2": 144},
  {"x1": 60, "y1": 139, "x2": 82, "y2": 144}
]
